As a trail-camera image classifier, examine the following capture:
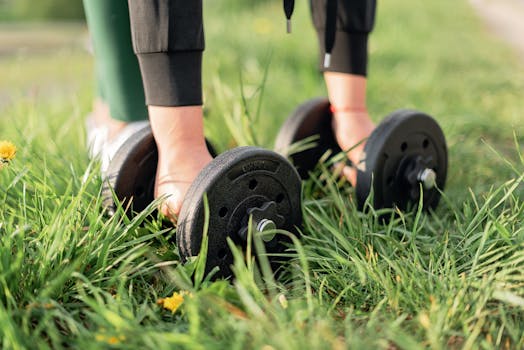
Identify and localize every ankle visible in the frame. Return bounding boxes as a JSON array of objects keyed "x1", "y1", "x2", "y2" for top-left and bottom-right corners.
[
  {"x1": 331, "y1": 110, "x2": 374, "y2": 159},
  {"x1": 330, "y1": 105, "x2": 368, "y2": 115},
  {"x1": 149, "y1": 105, "x2": 206, "y2": 152},
  {"x1": 324, "y1": 72, "x2": 368, "y2": 109},
  {"x1": 332, "y1": 109, "x2": 373, "y2": 130}
]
